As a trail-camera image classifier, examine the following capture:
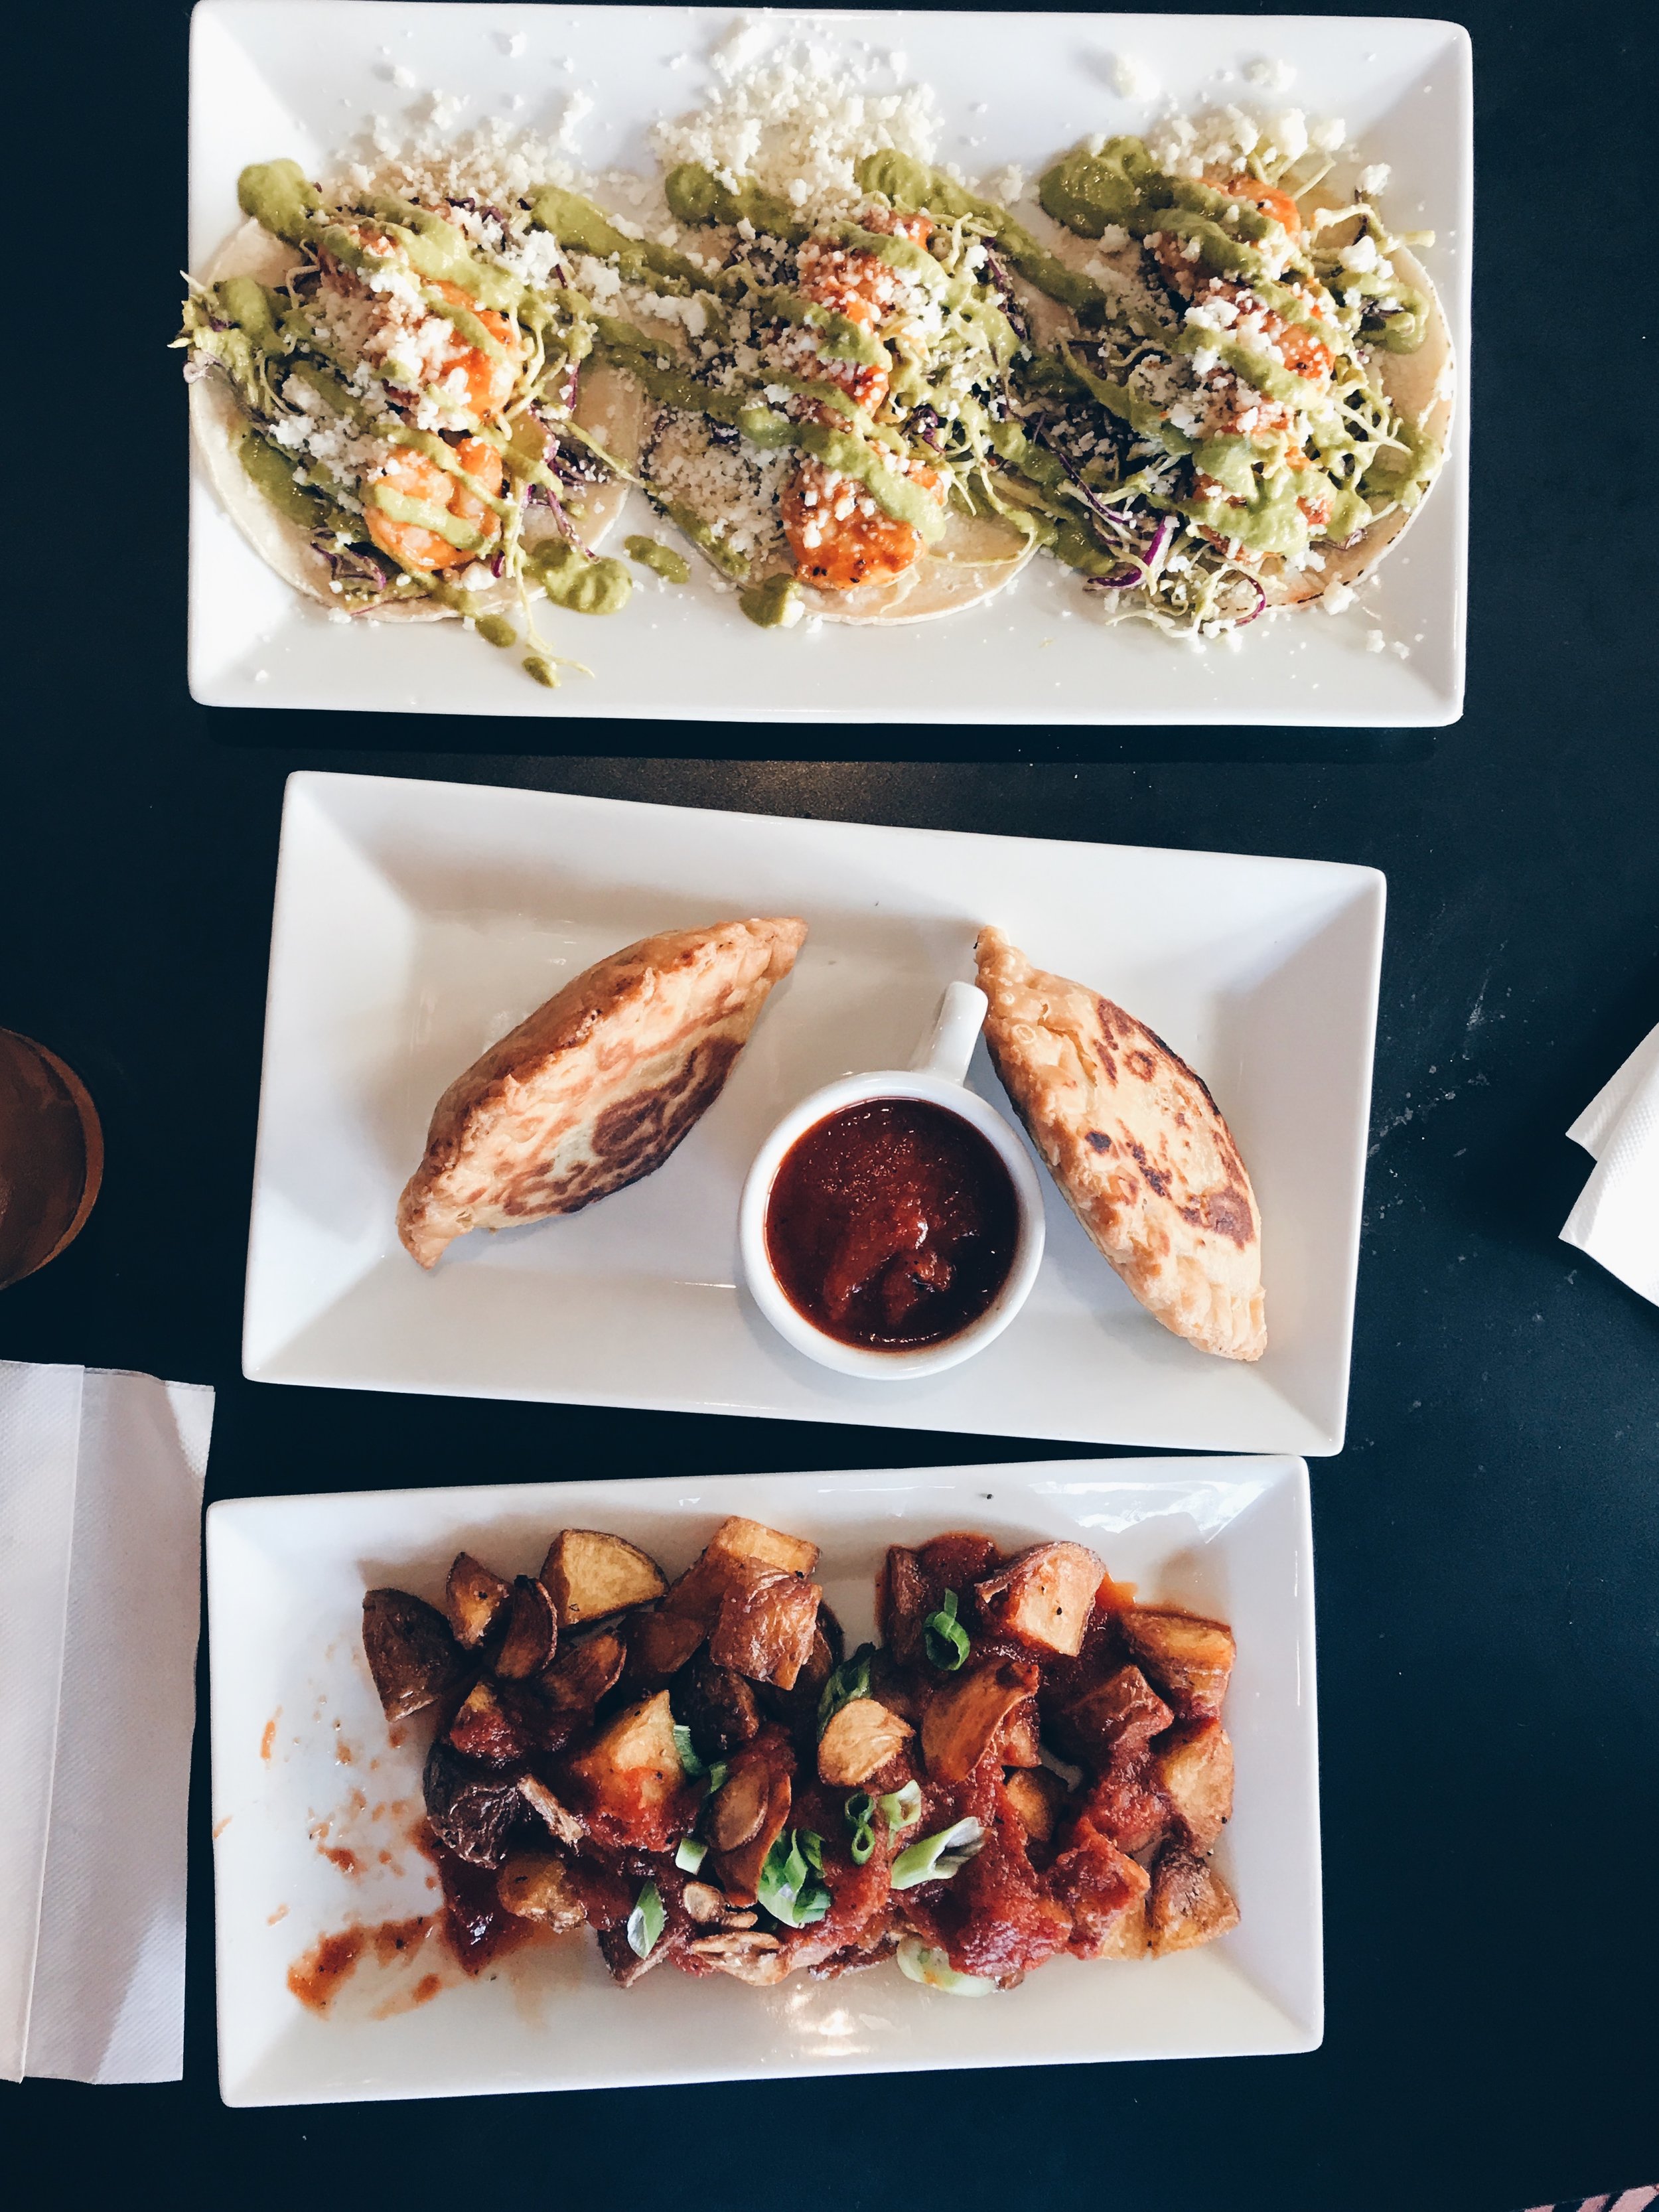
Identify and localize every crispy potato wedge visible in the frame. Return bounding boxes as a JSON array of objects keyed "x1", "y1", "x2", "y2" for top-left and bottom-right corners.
[
  {"x1": 1050, "y1": 1820, "x2": 1152, "y2": 1958},
  {"x1": 447, "y1": 1680, "x2": 528, "y2": 1765},
  {"x1": 516, "y1": 1772, "x2": 586, "y2": 1848},
  {"x1": 542, "y1": 1529, "x2": 668, "y2": 1626},
  {"x1": 497, "y1": 1850, "x2": 586, "y2": 1931},
  {"x1": 1082, "y1": 1749, "x2": 1173, "y2": 1856},
  {"x1": 1058, "y1": 1664, "x2": 1175, "y2": 1760},
  {"x1": 1118, "y1": 1607, "x2": 1236, "y2": 1718},
  {"x1": 362, "y1": 1588, "x2": 465, "y2": 1722},
  {"x1": 705, "y1": 1514, "x2": 819, "y2": 1580},
  {"x1": 628, "y1": 1605, "x2": 708, "y2": 1681},
  {"x1": 1096, "y1": 1895, "x2": 1150, "y2": 1959},
  {"x1": 1147, "y1": 1844, "x2": 1240, "y2": 1955},
  {"x1": 818, "y1": 1697, "x2": 914, "y2": 1787},
  {"x1": 710, "y1": 1570, "x2": 821, "y2": 1688},
  {"x1": 445, "y1": 1552, "x2": 512, "y2": 1649},
  {"x1": 689, "y1": 1930, "x2": 791, "y2": 1984},
  {"x1": 1155, "y1": 1718, "x2": 1234, "y2": 1851},
  {"x1": 422, "y1": 1739, "x2": 521, "y2": 1868},
  {"x1": 541, "y1": 1627, "x2": 626, "y2": 1717},
  {"x1": 678, "y1": 1656, "x2": 762, "y2": 1759},
  {"x1": 709, "y1": 1762, "x2": 792, "y2": 1907},
  {"x1": 494, "y1": 1576, "x2": 557, "y2": 1680},
  {"x1": 879, "y1": 1546, "x2": 932, "y2": 1667},
  {"x1": 973, "y1": 1541, "x2": 1102, "y2": 1659},
  {"x1": 1003, "y1": 1765, "x2": 1067, "y2": 1845},
  {"x1": 921, "y1": 1659, "x2": 1036, "y2": 1784},
  {"x1": 564, "y1": 1689, "x2": 686, "y2": 1848},
  {"x1": 990, "y1": 1696, "x2": 1043, "y2": 1767}
]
